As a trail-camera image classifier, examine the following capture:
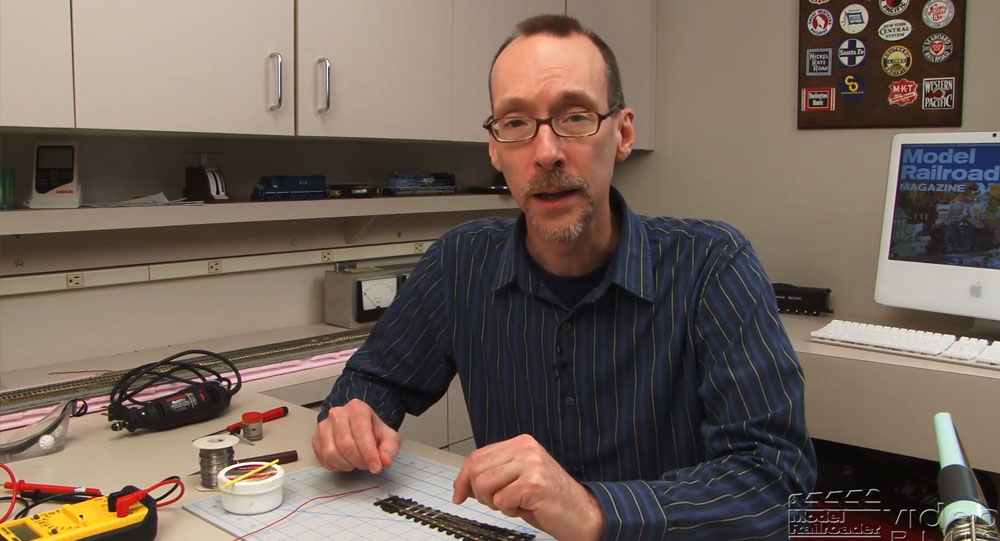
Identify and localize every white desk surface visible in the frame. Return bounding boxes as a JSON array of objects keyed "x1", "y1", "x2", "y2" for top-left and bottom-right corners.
[
  {"x1": 782, "y1": 314, "x2": 1000, "y2": 474},
  {"x1": 2, "y1": 390, "x2": 468, "y2": 539}
]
